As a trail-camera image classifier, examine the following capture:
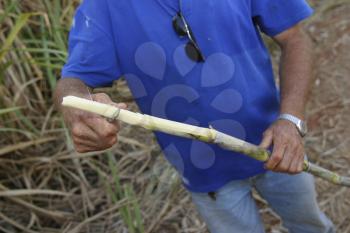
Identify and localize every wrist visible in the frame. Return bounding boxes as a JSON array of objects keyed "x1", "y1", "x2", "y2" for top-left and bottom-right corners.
[
  {"x1": 278, "y1": 113, "x2": 308, "y2": 137},
  {"x1": 279, "y1": 107, "x2": 305, "y2": 120}
]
